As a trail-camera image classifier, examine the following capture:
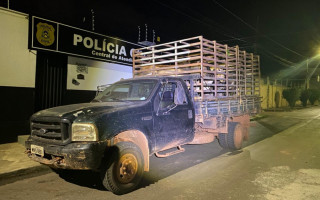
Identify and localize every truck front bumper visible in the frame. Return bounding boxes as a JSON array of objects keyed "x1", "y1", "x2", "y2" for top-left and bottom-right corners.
[{"x1": 25, "y1": 137, "x2": 108, "y2": 170}]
